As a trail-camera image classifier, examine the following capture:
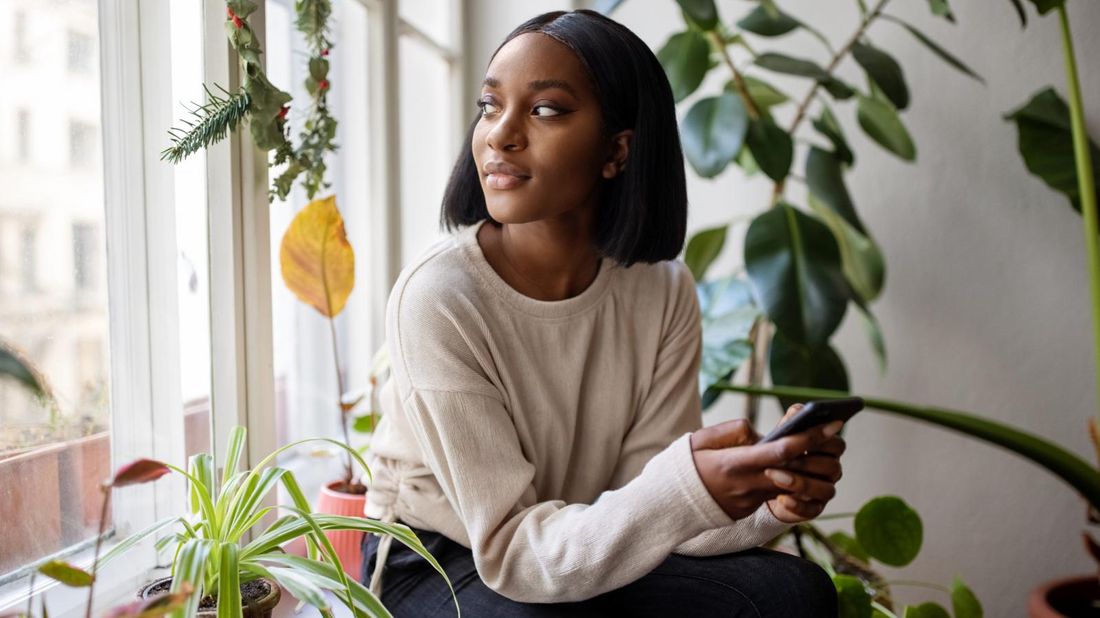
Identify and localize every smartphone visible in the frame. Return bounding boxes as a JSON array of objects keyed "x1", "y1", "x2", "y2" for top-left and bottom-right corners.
[{"x1": 757, "y1": 397, "x2": 864, "y2": 444}]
